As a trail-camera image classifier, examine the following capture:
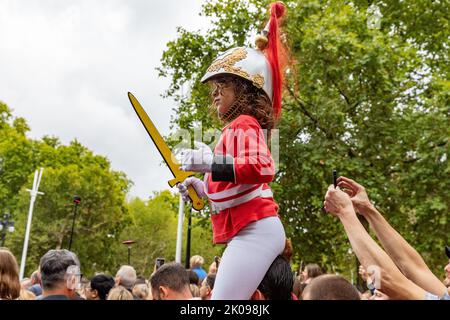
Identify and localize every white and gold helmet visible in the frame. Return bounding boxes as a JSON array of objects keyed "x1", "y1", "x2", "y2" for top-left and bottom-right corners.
[
  {"x1": 201, "y1": 2, "x2": 287, "y2": 119},
  {"x1": 200, "y1": 47, "x2": 273, "y2": 101},
  {"x1": 201, "y1": 1, "x2": 286, "y2": 118}
]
